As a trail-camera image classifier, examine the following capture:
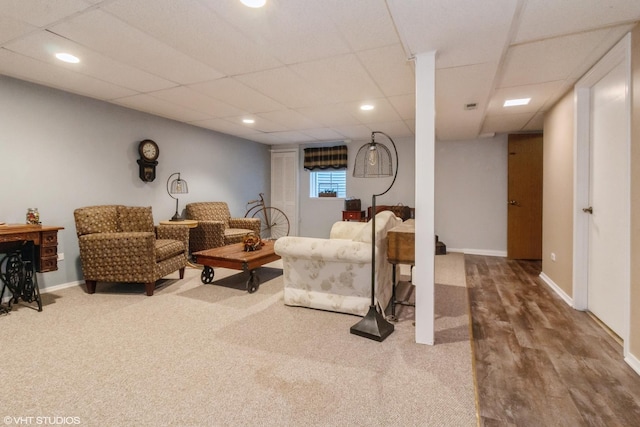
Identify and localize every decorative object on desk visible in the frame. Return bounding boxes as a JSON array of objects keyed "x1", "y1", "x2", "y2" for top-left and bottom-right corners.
[
  {"x1": 167, "y1": 172, "x2": 189, "y2": 221},
  {"x1": 26, "y1": 208, "x2": 40, "y2": 224},
  {"x1": 136, "y1": 139, "x2": 159, "y2": 182},
  {"x1": 350, "y1": 131, "x2": 399, "y2": 342},
  {"x1": 243, "y1": 232, "x2": 263, "y2": 252},
  {"x1": 319, "y1": 189, "x2": 337, "y2": 197},
  {"x1": 344, "y1": 198, "x2": 361, "y2": 211}
]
